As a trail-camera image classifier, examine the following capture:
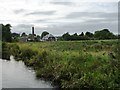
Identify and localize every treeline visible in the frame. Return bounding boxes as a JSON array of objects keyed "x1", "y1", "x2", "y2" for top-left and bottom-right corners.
[
  {"x1": 1, "y1": 24, "x2": 120, "y2": 42},
  {"x1": 61, "y1": 29, "x2": 119, "y2": 41}
]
